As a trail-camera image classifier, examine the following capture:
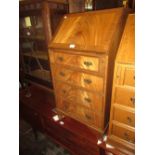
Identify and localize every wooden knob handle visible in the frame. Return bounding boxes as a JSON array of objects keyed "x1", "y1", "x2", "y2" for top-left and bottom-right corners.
[
  {"x1": 62, "y1": 89, "x2": 66, "y2": 94},
  {"x1": 124, "y1": 132, "x2": 134, "y2": 143},
  {"x1": 130, "y1": 97, "x2": 135, "y2": 104},
  {"x1": 127, "y1": 116, "x2": 132, "y2": 123},
  {"x1": 124, "y1": 132, "x2": 130, "y2": 141},
  {"x1": 85, "y1": 114, "x2": 92, "y2": 120},
  {"x1": 59, "y1": 72, "x2": 65, "y2": 77},
  {"x1": 57, "y1": 56, "x2": 64, "y2": 61}
]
